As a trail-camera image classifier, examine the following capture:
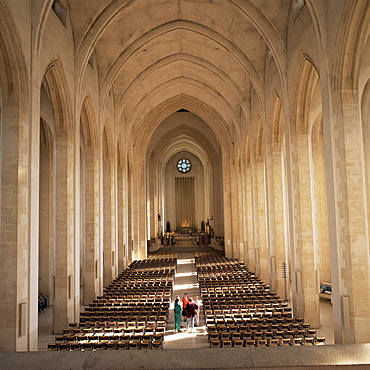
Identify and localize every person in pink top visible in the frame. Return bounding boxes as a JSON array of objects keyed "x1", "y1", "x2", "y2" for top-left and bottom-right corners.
[{"x1": 185, "y1": 297, "x2": 198, "y2": 332}]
